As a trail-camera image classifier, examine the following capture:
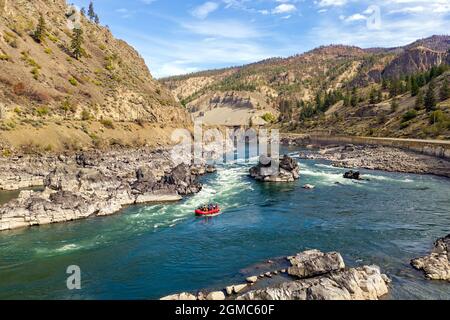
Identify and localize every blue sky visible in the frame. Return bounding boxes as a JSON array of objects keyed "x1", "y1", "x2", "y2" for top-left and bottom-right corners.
[{"x1": 70, "y1": 0, "x2": 450, "y2": 78}]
